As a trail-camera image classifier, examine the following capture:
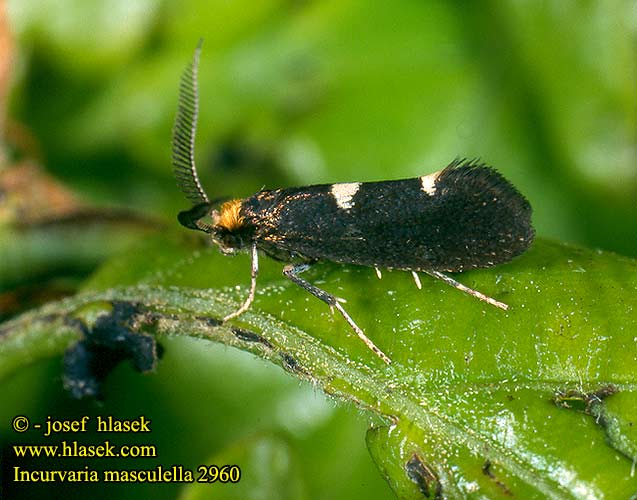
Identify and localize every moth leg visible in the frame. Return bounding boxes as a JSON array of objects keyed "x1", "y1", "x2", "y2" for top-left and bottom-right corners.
[
  {"x1": 283, "y1": 263, "x2": 392, "y2": 365},
  {"x1": 223, "y1": 242, "x2": 259, "y2": 321},
  {"x1": 424, "y1": 269, "x2": 508, "y2": 310}
]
